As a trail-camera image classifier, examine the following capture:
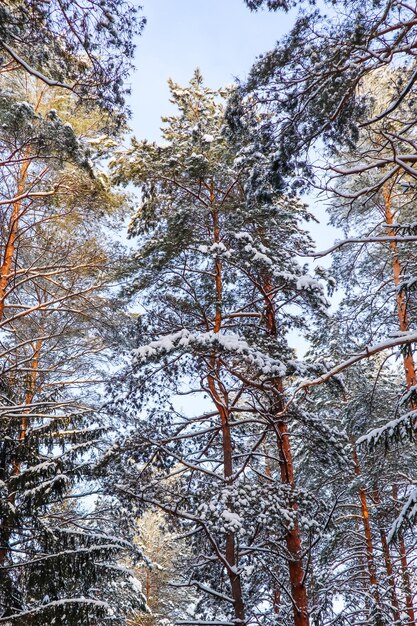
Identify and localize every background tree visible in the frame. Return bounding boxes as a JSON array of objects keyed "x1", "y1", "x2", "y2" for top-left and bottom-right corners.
[
  {"x1": 0, "y1": 73, "x2": 143, "y2": 624},
  {"x1": 0, "y1": 0, "x2": 145, "y2": 121},
  {"x1": 131, "y1": 509, "x2": 196, "y2": 626}
]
